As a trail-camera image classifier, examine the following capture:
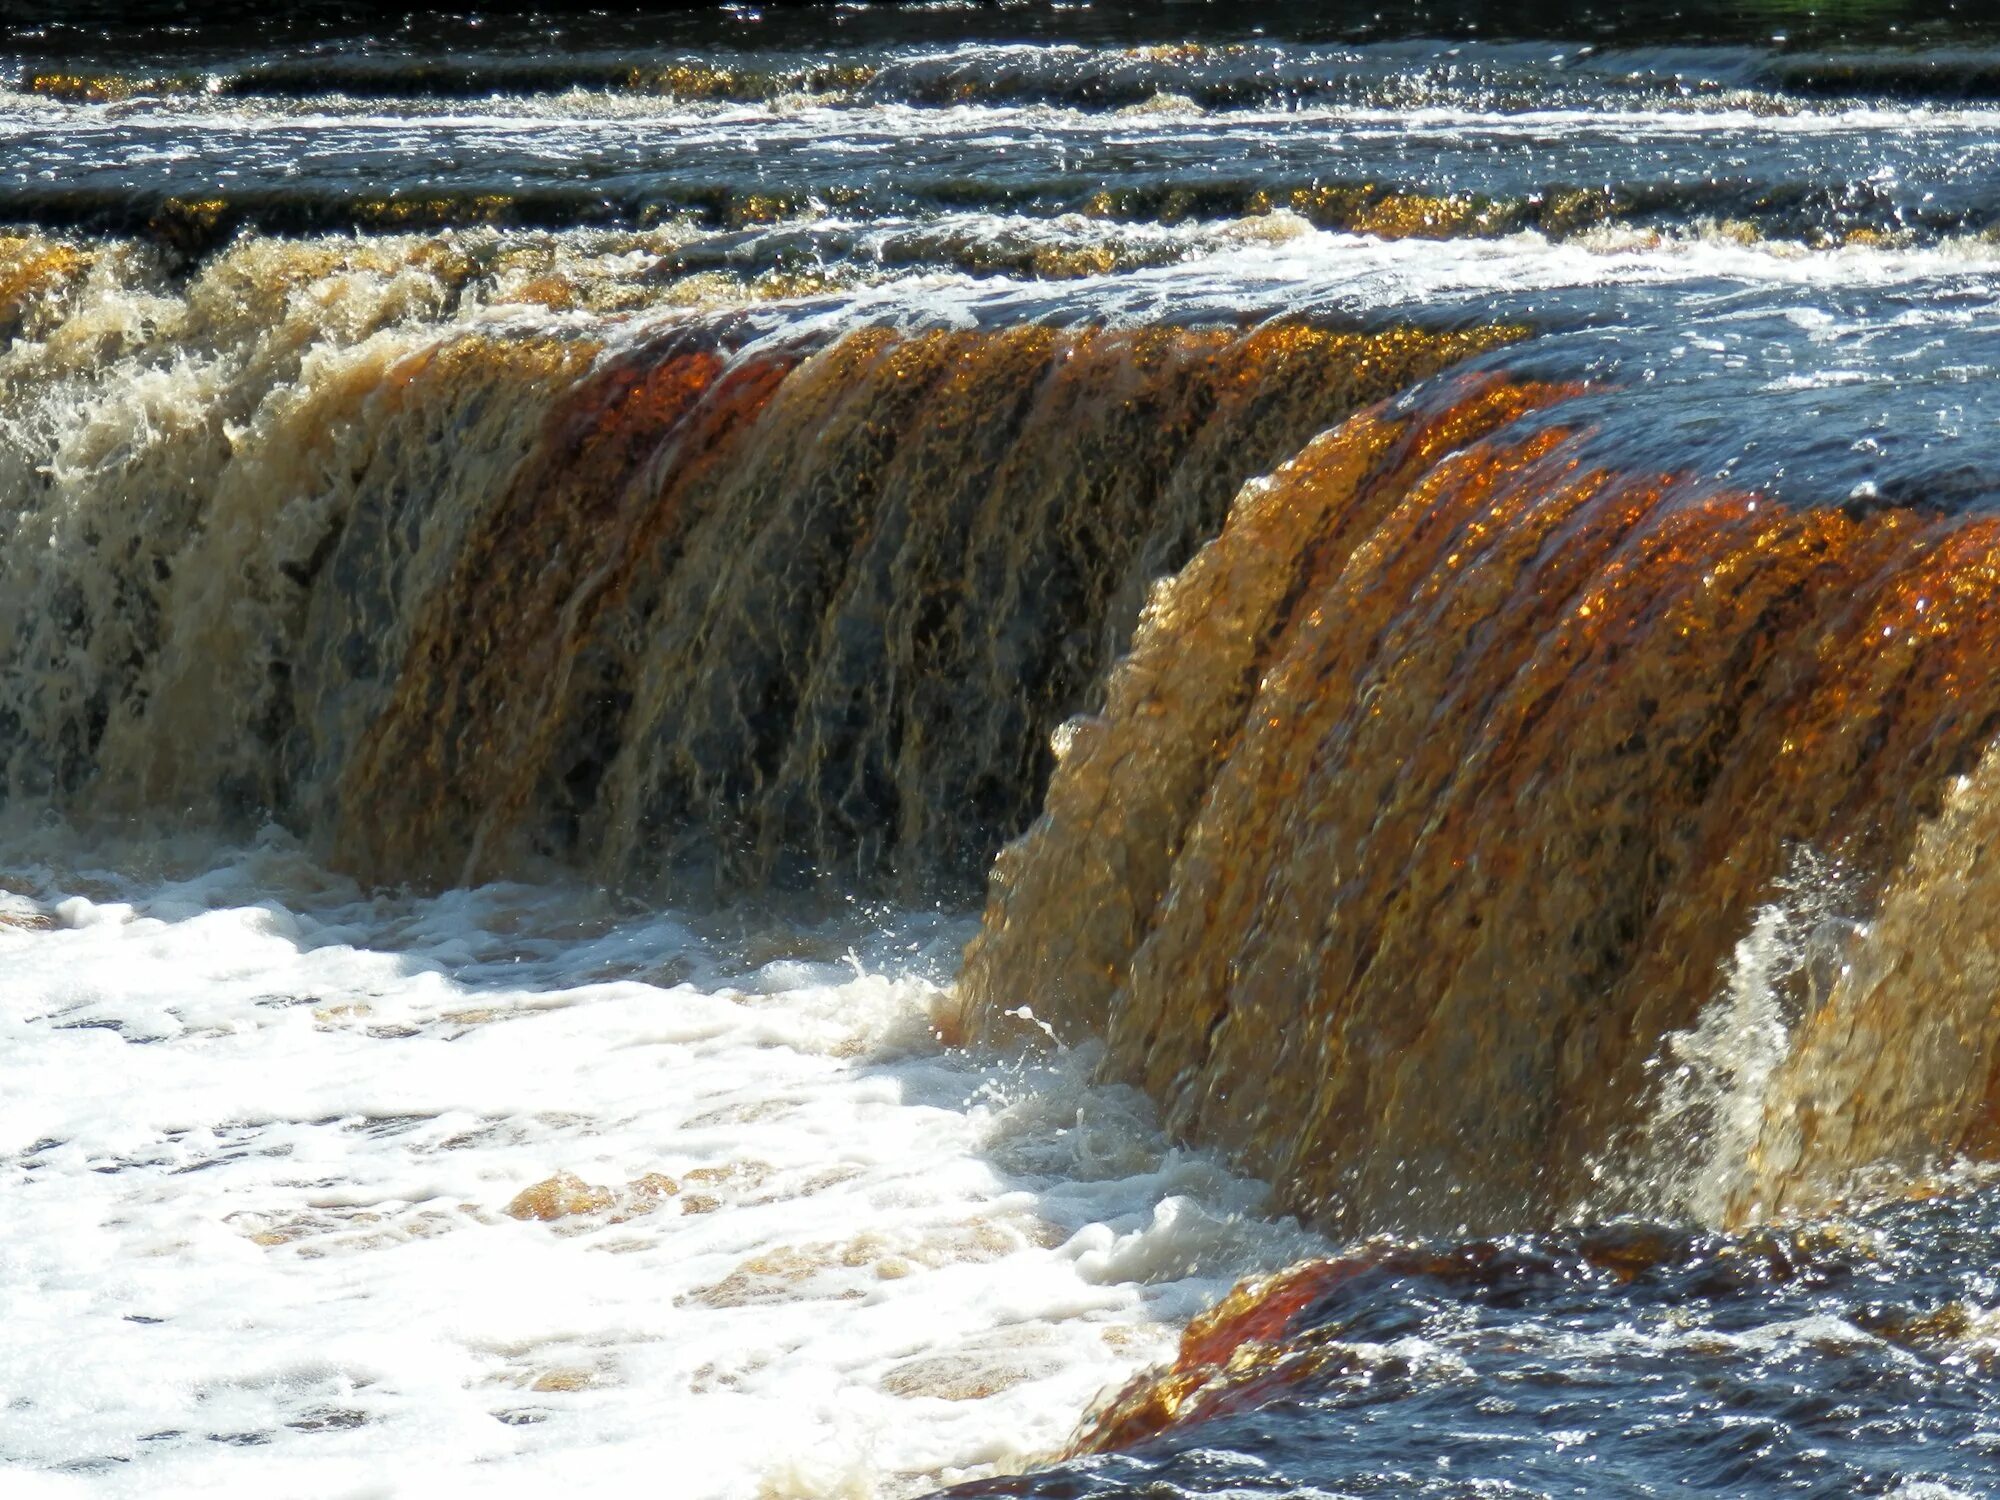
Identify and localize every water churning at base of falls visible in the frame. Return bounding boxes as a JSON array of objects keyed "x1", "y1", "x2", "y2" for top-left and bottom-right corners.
[
  {"x1": 1, "y1": 828, "x2": 1318, "y2": 1498},
  {"x1": 13, "y1": 4, "x2": 2000, "y2": 1496}
]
